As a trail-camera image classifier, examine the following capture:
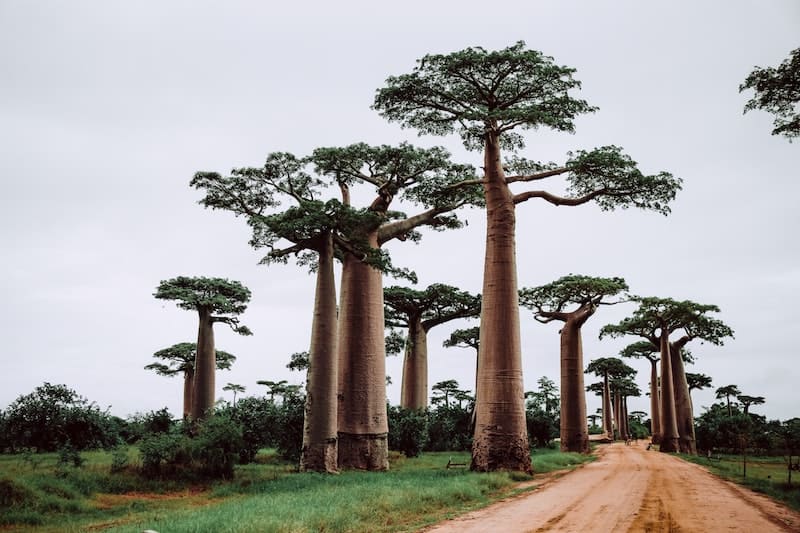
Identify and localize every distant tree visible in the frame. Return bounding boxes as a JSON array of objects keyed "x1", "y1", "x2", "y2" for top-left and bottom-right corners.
[
  {"x1": 520, "y1": 275, "x2": 628, "y2": 452},
  {"x1": 154, "y1": 277, "x2": 252, "y2": 421},
  {"x1": 740, "y1": 48, "x2": 800, "y2": 140},
  {"x1": 375, "y1": 41, "x2": 681, "y2": 473},
  {"x1": 286, "y1": 351, "x2": 310, "y2": 372},
  {"x1": 630, "y1": 411, "x2": 647, "y2": 424},
  {"x1": 585, "y1": 358, "x2": 635, "y2": 439},
  {"x1": 431, "y1": 380, "x2": 461, "y2": 409},
  {"x1": 610, "y1": 377, "x2": 641, "y2": 440},
  {"x1": 620, "y1": 341, "x2": 661, "y2": 443},
  {"x1": 384, "y1": 284, "x2": 480, "y2": 409},
  {"x1": 601, "y1": 297, "x2": 733, "y2": 454},
  {"x1": 145, "y1": 342, "x2": 236, "y2": 418},
  {"x1": 736, "y1": 394, "x2": 765, "y2": 416},
  {"x1": 223, "y1": 383, "x2": 246, "y2": 408},
  {"x1": 715, "y1": 385, "x2": 741, "y2": 417},
  {"x1": 775, "y1": 418, "x2": 800, "y2": 485},
  {"x1": 257, "y1": 380, "x2": 289, "y2": 402}
]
